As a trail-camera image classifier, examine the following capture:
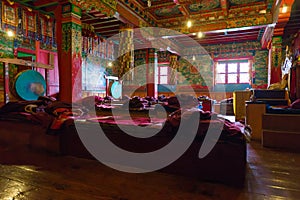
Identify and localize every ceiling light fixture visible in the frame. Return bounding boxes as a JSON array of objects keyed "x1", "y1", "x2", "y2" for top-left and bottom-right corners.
[
  {"x1": 6, "y1": 30, "x2": 14, "y2": 37},
  {"x1": 282, "y1": 3, "x2": 288, "y2": 13},
  {"x1": 147, "y1": 0, "x2": 151, "y2": 7},
  {"x1": 187, "y1": 20, "x2": 192, "y2": 28},
  {"x1": 197, "y1": 32, "x2": 204, "y2": 38}
]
